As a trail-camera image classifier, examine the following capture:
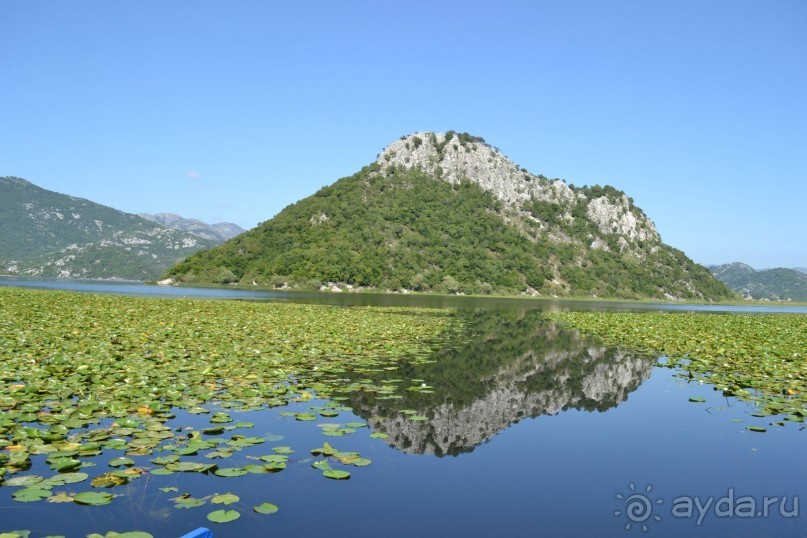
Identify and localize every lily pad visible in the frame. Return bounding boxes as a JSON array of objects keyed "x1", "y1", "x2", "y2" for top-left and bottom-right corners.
[
  {"x1": 174, "y1": 497, "x2": 206, "y2": 509},
  {"x1": 74, "y1": 491, "x2": 116, "y2": 506},
  {"x1": 345, "y1": 422, "x2": 366, "y2": 428},
  {"x1": 166, "y1": 461, "x2": 209, "y2": 473},
  {"x1": 109, "y1": 457, "x2": 136, "y2": 467},
  {"x1": 253, "y1": 502, "x2": 279, "y2": 514},
  {"x1": 207, "y1": 509, "x2": 241, "y2": 523},
  {"x1": 3, "y1": 475, "x2": 44, "y2": 487},
  {"x1": 211, "y1": 493, "x2": 240, "y2": 505},
  {"x1": 55, "y1": 472, "x2": 89, "y2": 484},
  {"x1": 214, "y1": 467, "x2": 248, "y2": 477},
  {"x1": 311, "y1": 460, "x2": 332, "y2": 471},
  {"x1": 323, "y1": 469, "x2": 351, "y2": 480},
  {"x1": 12, "y1": 488, "x2": 52, "y2": 502}
]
